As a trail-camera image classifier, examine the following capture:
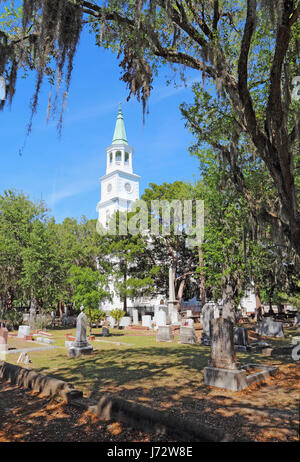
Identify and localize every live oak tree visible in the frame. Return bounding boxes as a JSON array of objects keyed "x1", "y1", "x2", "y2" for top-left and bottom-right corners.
[
  {"x1": 1, "y1": 0, "x2": 299, "y2": 256},
  {"x1": 67, "y1": 264, "x2": 111, "y2": 335},
  {"x1": 0, "y1": 189, "x2": 48, "y2": 310},
  {"x1": 101, "y1": 210, "x2": 157, "y2": 314},
  {"x1": 141, "y1": 181, "x2": 200, "y2": 310}
]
